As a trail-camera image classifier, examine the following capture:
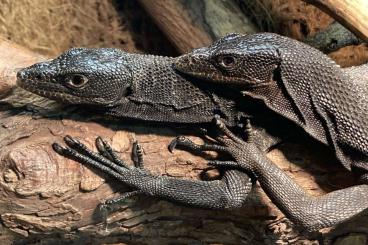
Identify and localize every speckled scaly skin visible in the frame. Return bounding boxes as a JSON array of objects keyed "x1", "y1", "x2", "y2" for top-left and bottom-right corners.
[
  {"x1": 17, "y1": 48, "x2": 241, "y2": 125},
  {"x1": 174, "y1": 33, "x2": 368, "y2": 231},
  {"x1": 17, "y1": 47, "x2": 282, "y2": 210}
]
